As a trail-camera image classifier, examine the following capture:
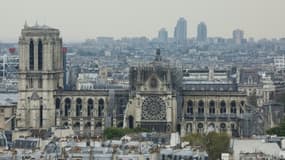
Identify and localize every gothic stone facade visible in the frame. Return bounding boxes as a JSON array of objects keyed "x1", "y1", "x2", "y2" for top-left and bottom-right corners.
[
  {"x1": 17, "y1": 25, "x2": 64, "y2": 129},
  {"x1": 124, "y1": 59, "x2": 178, "y2": 133},
  {"x1": 16, "y1": 26, "x2": 247, "y2": 137}
]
